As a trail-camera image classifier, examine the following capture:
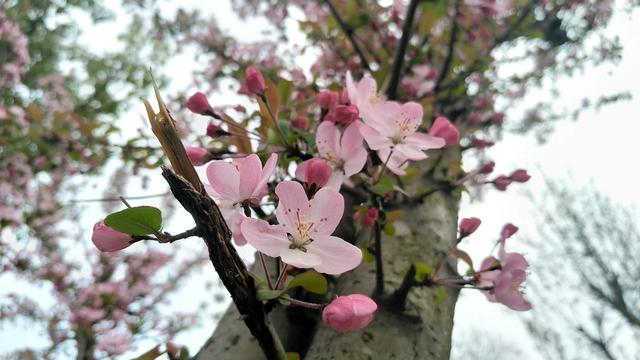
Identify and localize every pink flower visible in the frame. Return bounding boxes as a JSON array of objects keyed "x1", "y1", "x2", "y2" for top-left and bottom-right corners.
[
  {"x1": 492, "y1": 175, "x2": 511, "y2": 191},
  {"x1": 317, "y1": 90, "x2": 339, "y2": 110},
  {"x1": 185, "y1": 147, "x2": 212, "y2": 166},
  {"x1": 346, "y1": 72, "x2": 386, "y2": 123},
  {"x1": 91, "y1": 221, "x2": 132, "y2": 252},
  {"x1": 207, "y1": 123, "x2": 227, "y2": 138},
  {"x1": 322, "y1": 294, "x2": 377, "y2": 332},
  {"x1": 358, "y1": 101, "x2": 445, "y2": 175},
  {"x1": 428, "y1": 116, "x2": 460, "y2": 147},
  {"x1": 316, "y1": 122, "x2": 367, "y2": 188},
  {"x1": 472, "y1": 138, "x2": 494, "y2": 149},
  {"x1": 206, "y1": 153, "x2": 278, "y2": 204},
  {"x1": 296, "y1": 158, "x2": 332, "y2": 188},
  {"x1": 476, "y1": 245, "x2": 531, "y2": 311},
  {"x1": 326, "y1": 104, "x2": 359, "y2": 125},
  {"x1": 500, "y1": 223, "x2": 519, "y2": 242},
  {"x1": 479, "y1": 161, "x2": 495, "y2": 174},
  {"x1": 245, "y1": 66, "x2": 266, "y2": 95},
  {"x1": 241, "y1": 181, "x2": 362, "y2": 275},
  {"x1": 186, "y1": 92, "x2": 213, "y2": 115},
  {"x1": 206, "y1": 154, "x2": 278, "y2": 246},
  {"x1": 355, "y1": 207, "x2": 379, "y2": 229},
  {"x1": 292, "y1": 116, "x2": 309, "y2": 130},
  {"x1": 459, "y1": 217, "x2": 481, "y2": 238},
  {"x1": 509, "y1": 169, "x2": 530, "y2": 183},
  {"x1": 492, "y1": 112, "x2": 505, "y2": 124}
]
